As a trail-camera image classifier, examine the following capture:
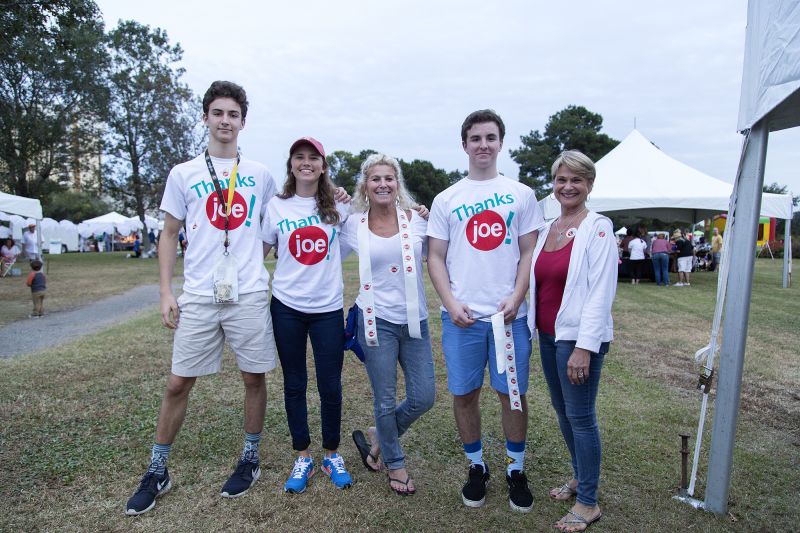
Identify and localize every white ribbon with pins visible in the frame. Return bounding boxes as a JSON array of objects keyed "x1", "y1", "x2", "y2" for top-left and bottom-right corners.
[
  {"x1": 357, "y1": 208, "x2": 421, "y2": 345},
  {"x1": 491, "y1": 311, "x2": 522, "y2": 411}
]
